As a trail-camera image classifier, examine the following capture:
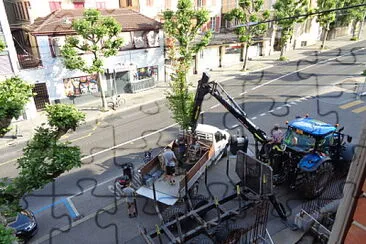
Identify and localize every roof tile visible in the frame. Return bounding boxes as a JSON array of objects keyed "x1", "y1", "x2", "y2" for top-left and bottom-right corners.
[
  {"x1": 354, "y1": 198, "x2": 366, "y2": 227},
  {"x1": 31, "y1": 8, "x2": 161, "y2": 35},
  {"x1": 345, "y1": 223, "x2": 366, "y2": 244}
]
